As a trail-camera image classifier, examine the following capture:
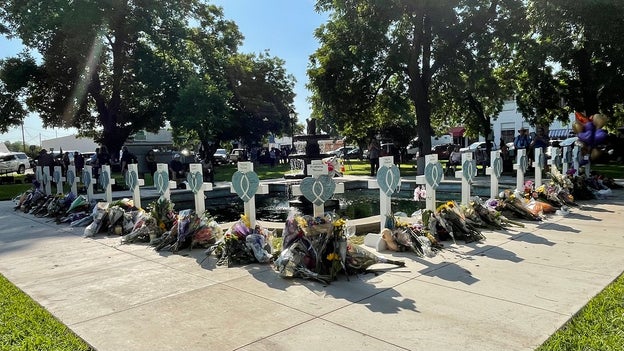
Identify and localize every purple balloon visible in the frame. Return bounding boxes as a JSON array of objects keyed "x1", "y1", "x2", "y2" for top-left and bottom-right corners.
[
  {"x1": 584, "y1": 121, "x2": 595, "y2": 132},
  {"x1": 594, "y1": 129, "x2": 607, "y2": 145},
  {"x1": 578, "y1": 130, "x2": 594, "y2": 145}
]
